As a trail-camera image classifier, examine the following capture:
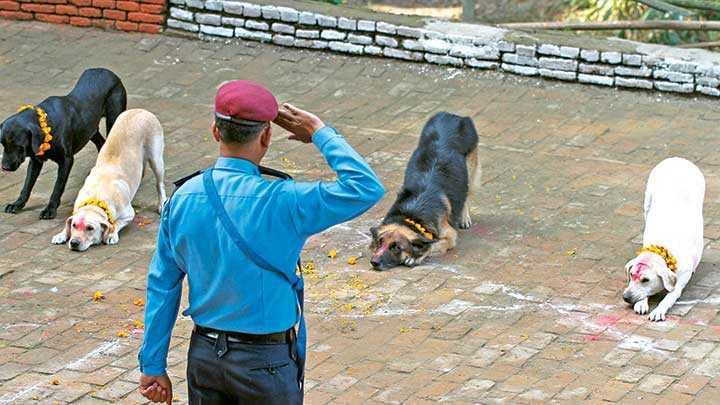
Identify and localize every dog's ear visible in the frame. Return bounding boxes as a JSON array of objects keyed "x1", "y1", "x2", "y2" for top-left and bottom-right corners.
[
  {"x1": 100, "y1": 221, "x2": 113, "y2": 244},
  {"x1": 63, "y1": 216, "x2": 73, "y2": 240},
  {"x1": 28, "y1": 125, "x2": 45, "y2": 156},
  {"x1": 370, "y1": 226, "x2": 379, "y2": 240},
  {"x1": 657, "y1": 266, "x2": 677, "y2": 292},
  {"x1": 624, "y1": 258, "x2": 636, "y2": 283}
]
